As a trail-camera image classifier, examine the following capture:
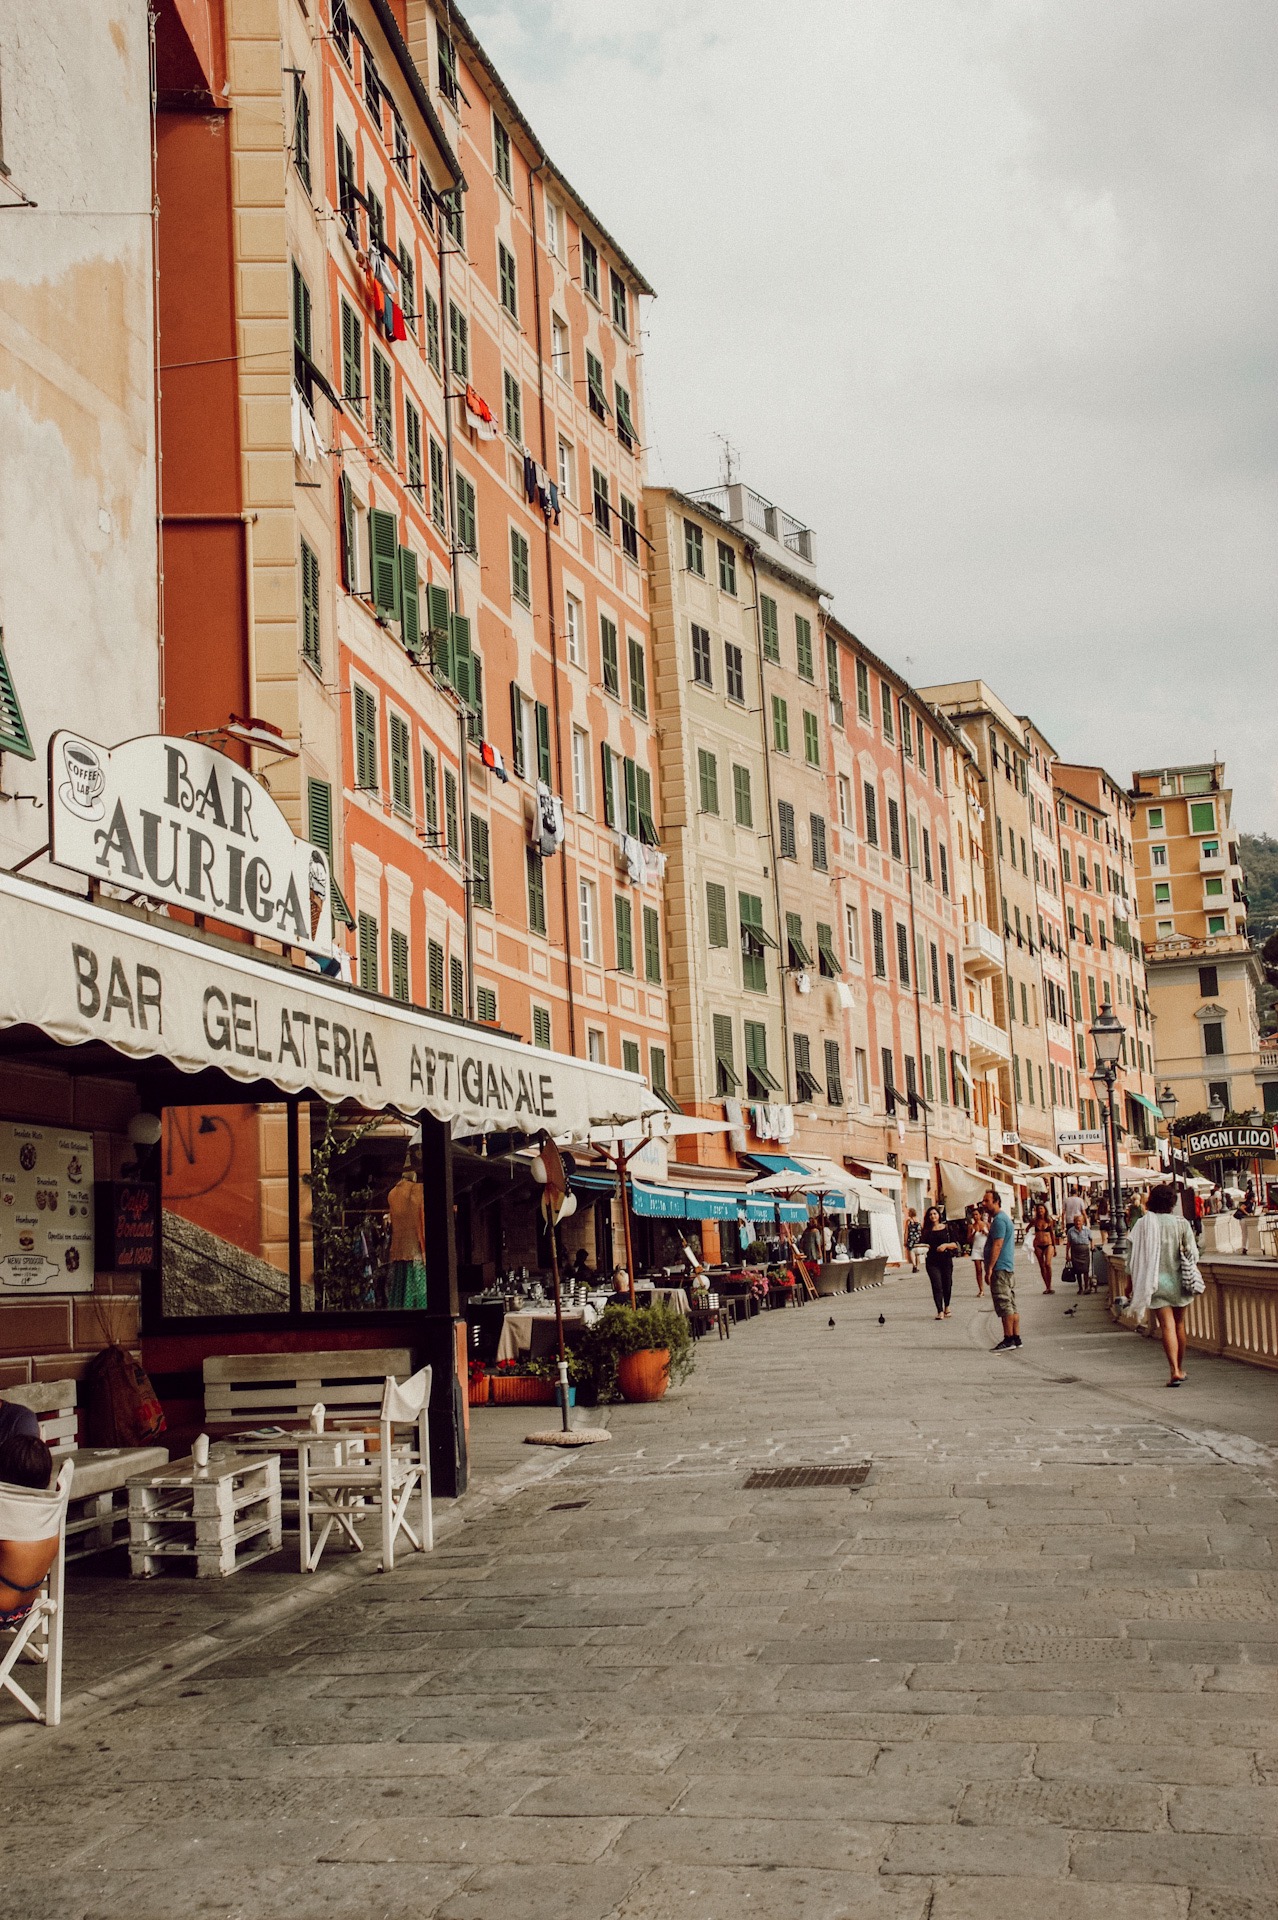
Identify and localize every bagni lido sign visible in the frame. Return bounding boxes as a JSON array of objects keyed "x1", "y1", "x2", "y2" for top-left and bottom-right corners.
[
  {"x1": 50, "y1": 732, "x2": 333, "y2": 952},
  {"x1": 1183, "y1": 1124, "x2": 1276, "y2": 1159}
]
